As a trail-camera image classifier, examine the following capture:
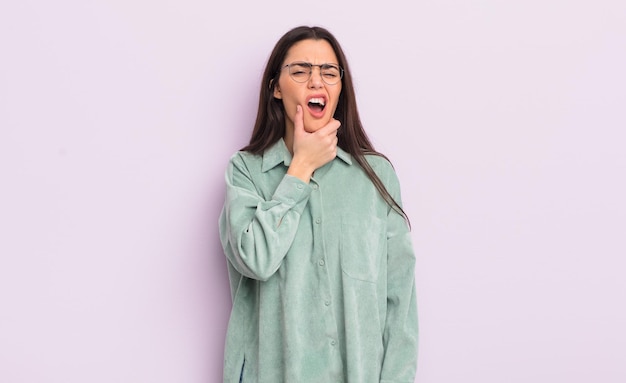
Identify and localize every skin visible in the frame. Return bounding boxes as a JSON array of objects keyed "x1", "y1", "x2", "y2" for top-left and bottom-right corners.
[{"x1": 273, "y1": 39, "x2": 342, "y2": 183}]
